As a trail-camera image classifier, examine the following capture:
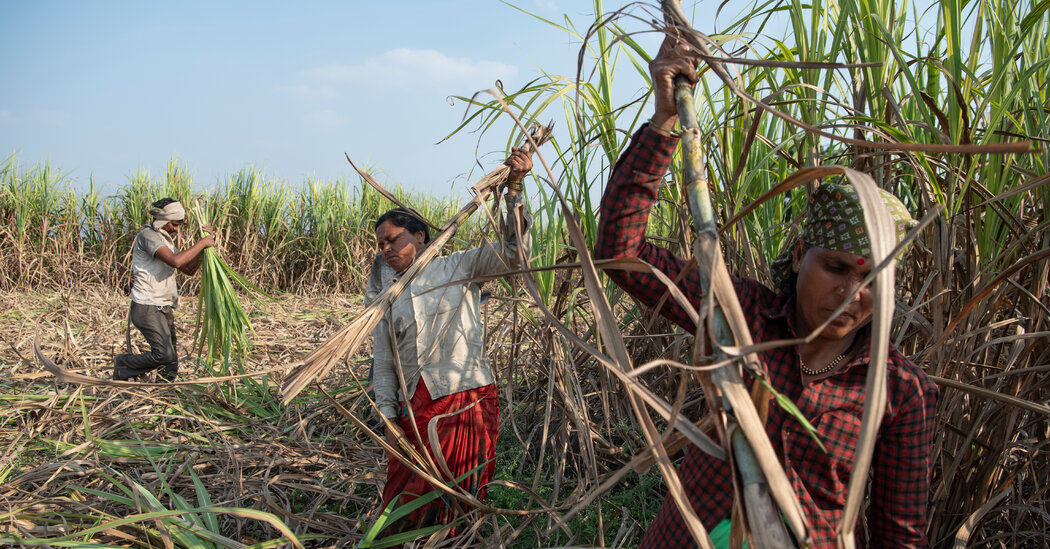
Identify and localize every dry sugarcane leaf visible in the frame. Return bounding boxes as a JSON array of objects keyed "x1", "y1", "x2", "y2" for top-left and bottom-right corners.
[
  {"x1": 563, "y1": 184, "x2": 716, "y2": 549},
  {"x1": 919, "y1": 246, "x2": 1050, "y2": 362},
  {"x1": 514, "y1": 256, "x2": 725, "y2": 459},
  {"x1": 929, "y1": 375, "x2": 1050, "y2": 417},
  {"x1": 595, "y1": 256, "x2": 702, "y2": 327},
  {"x1": 425, "y1": 399, "x2": 483, "y2": 493},
  {"x1": 35, "y1": 333, "x2": 110, "y2": 386},
  {"x1": 953, "y1": 485, "x2": 1013, "y2": 548},
  {"x1": 971, "y1": 171, "x2": 1050, "y2": 208},
  {"x1": 344, "y1": 154, "x2": 440, "y2": 232},
  {"x1": 835, "y1": 169, "x2": 897, "y2": 549}
]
